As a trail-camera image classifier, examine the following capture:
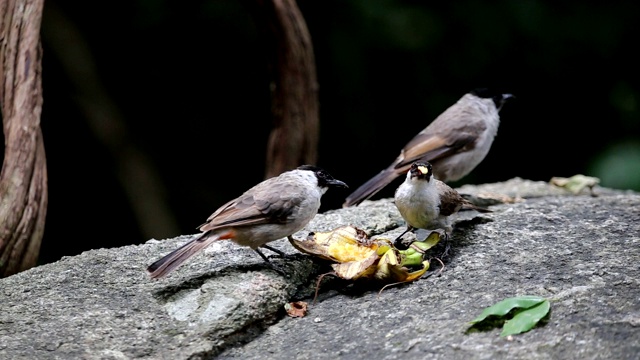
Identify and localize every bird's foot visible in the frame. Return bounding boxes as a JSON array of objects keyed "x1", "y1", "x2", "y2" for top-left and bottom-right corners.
[
  {"x1": 393, "y1": 227, "x2": 414, "y2": 250},
  {"x1": 254, "y1": 248, "x2": 288, "y2": 276},
  {"x1": 393, "y1": 237, "x2": 410, "y2": 250}
]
